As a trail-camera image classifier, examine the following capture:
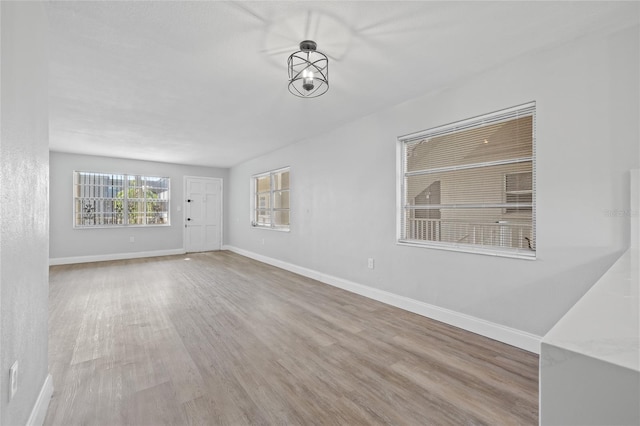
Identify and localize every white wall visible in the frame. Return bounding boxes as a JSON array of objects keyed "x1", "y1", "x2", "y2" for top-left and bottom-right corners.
[
  {"x1": 1, "y1": 2, "x2": 51, "y2": 424},
  {"x1": 632, "y1": 170, "x2": 639, "y2": 249},
  {"x1": 227, "y1": 24, "x2": 639, "y2": 339},
  {"x1": 49, "y1": 152, "x2": 228, "y2": 262}
]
